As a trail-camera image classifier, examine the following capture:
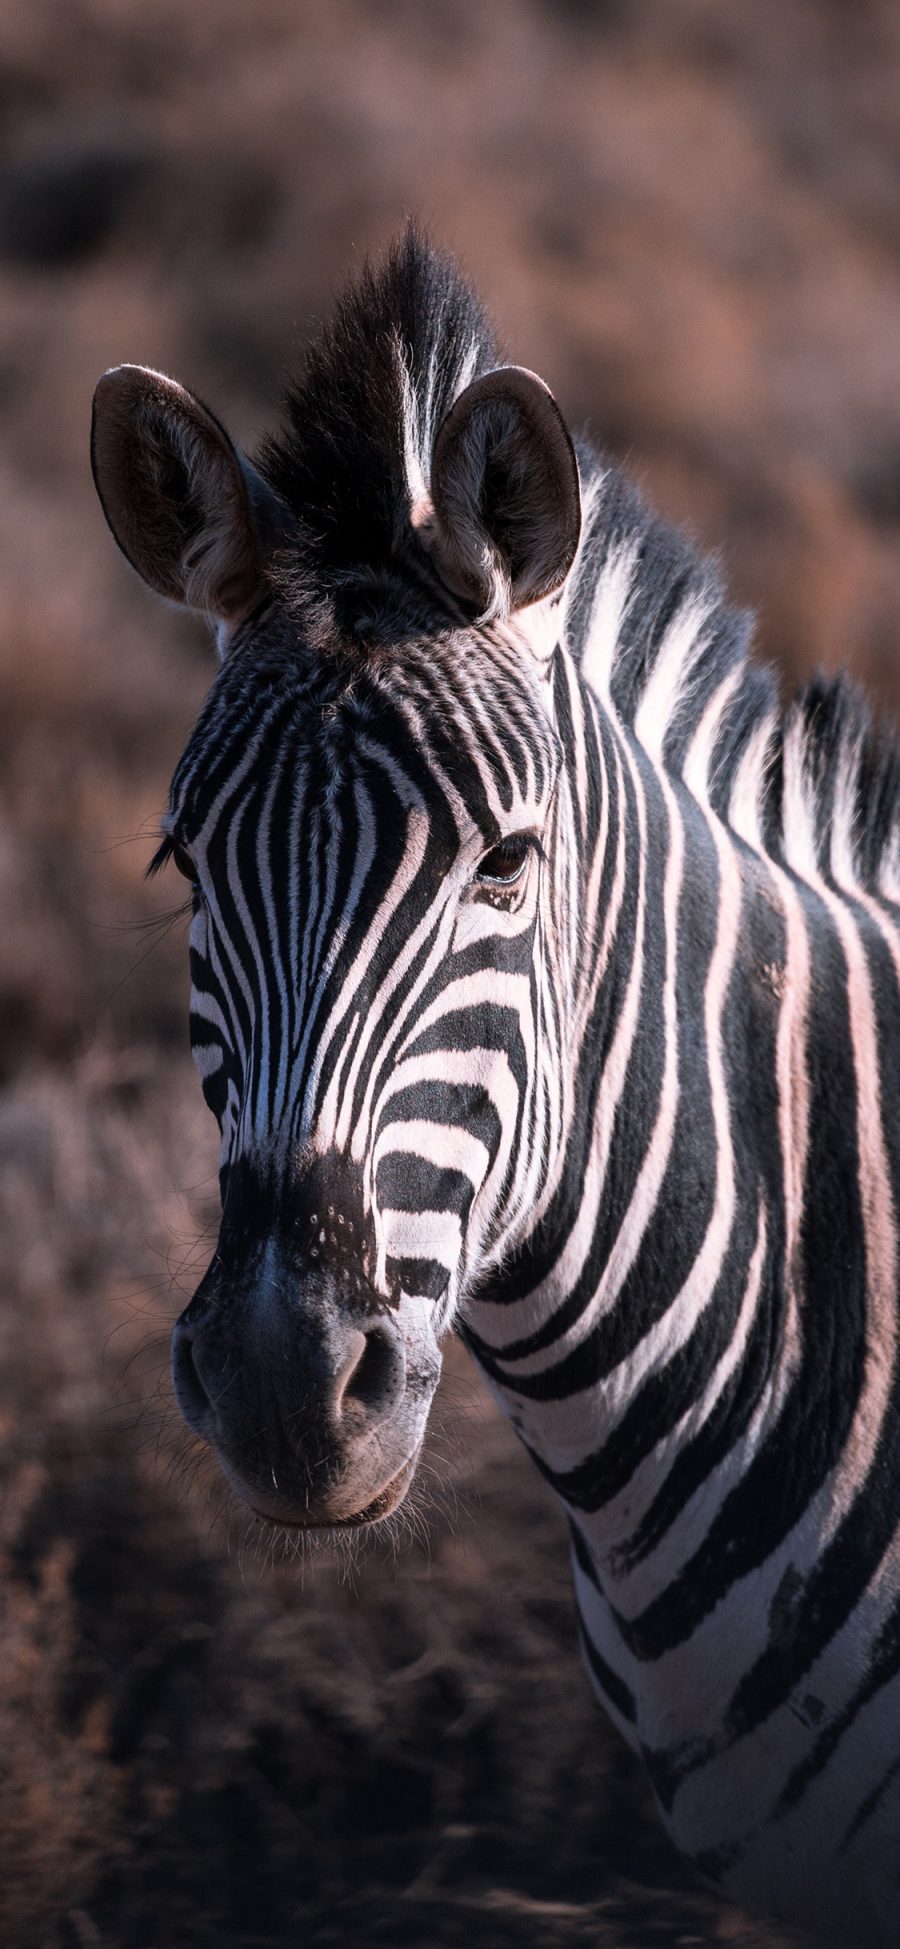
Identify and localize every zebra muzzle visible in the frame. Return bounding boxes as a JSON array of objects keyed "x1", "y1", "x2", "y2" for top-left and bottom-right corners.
[{"x1": 170, "y1": 1254, "x2": 441, "y2": 1527}]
